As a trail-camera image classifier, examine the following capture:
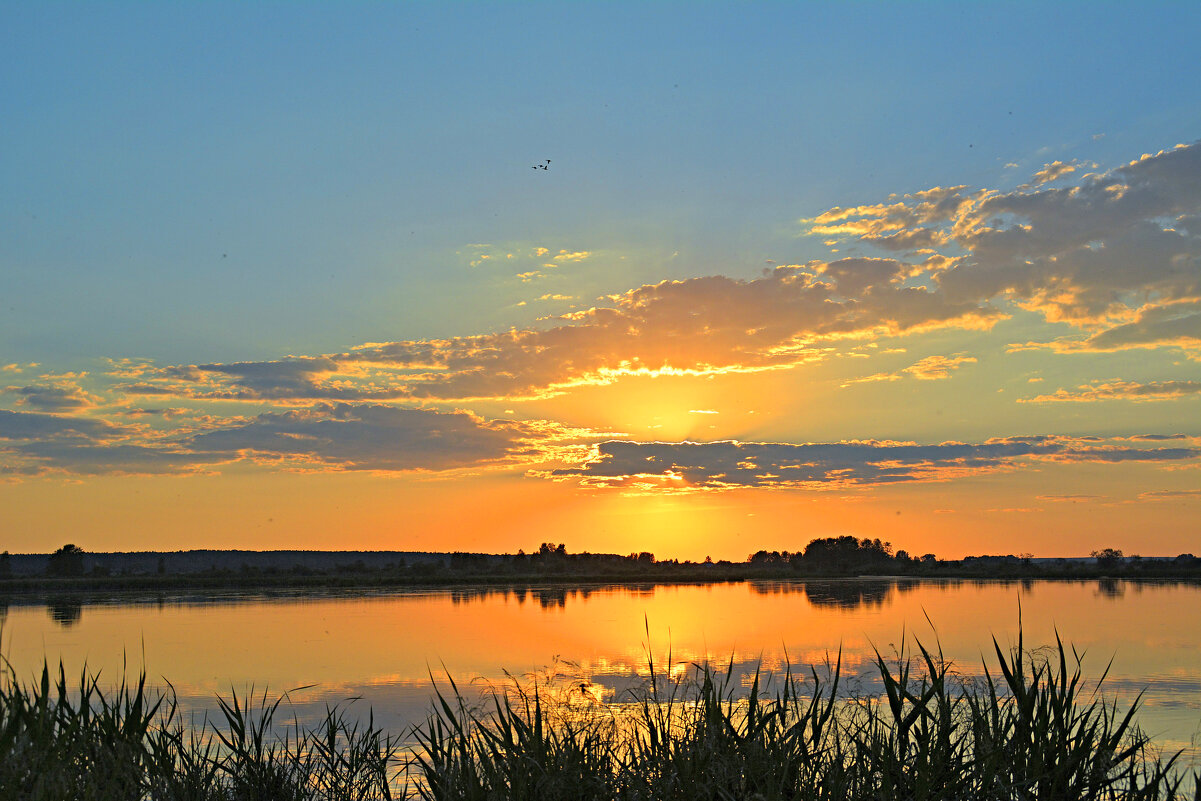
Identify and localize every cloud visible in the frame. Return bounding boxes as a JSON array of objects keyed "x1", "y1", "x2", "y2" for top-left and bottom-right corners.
[
  {"x1": 808, "y1": 142, "x2": 1201, "y2": 335},
  {"x1": 121, "y1": 260, "x2": 1000, "y2": 402},
  {"x1": 188, "y1": 403, "x2": 554, "y2": 472},
  {"x1": 1012, "y1": 300, "x2": 1201, "y2": 357},
  {"x1": 1021, "y1": 380, "x2": 1201, "y2": 403},
  {"x1": 545, "y1": 436, "x2": 1200, "y2": 491},
  {"x1": 0, "y1": 409, "x2": 118, "y2": 441},
  {"x1": 102, "y1": 142, "x2": 1200, "y2": 405},
  {"x1": 1030, "y1": 160, "x2": 1080, "y2": 186},
  {"x1": 0, "y1": 403, "x2": 585, "y2": 477},
  {"x1": 3, "y1": 382, "x2": 100, "y2": 412},
  {"x1": 0, "y1": 409, "x2": 216, "y2": 477},
  {"x1": 902, "y1": 353, "x2": 977, "y2": 380},
  {"x1": 1138, "y1": 489, "x2": 1201, "y2": 500},
  {"x1": 841, "y1": 352, "x2": 976, "y2": 387},
  {"x1": 13, "y1": 441, "x2": 223, "y2": 476}
]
